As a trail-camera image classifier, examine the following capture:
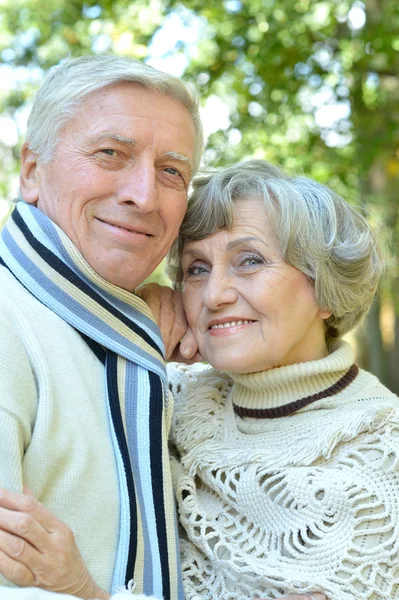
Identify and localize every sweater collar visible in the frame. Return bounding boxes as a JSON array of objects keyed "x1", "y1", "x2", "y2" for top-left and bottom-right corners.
[{"x1": 228, "y1": 340, "x2": 357, "y2": 417}]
